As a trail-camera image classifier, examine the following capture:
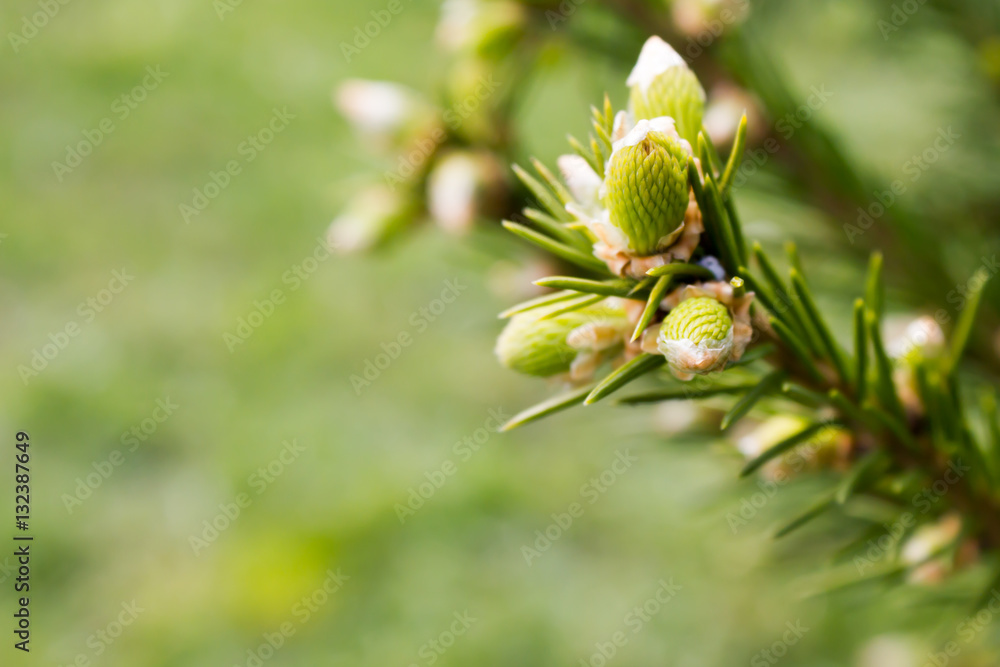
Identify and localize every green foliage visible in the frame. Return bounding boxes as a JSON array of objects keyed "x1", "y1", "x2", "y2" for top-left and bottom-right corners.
[{"x1": 491, "y1": 42, "x2": 1000, "y2": 611}]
